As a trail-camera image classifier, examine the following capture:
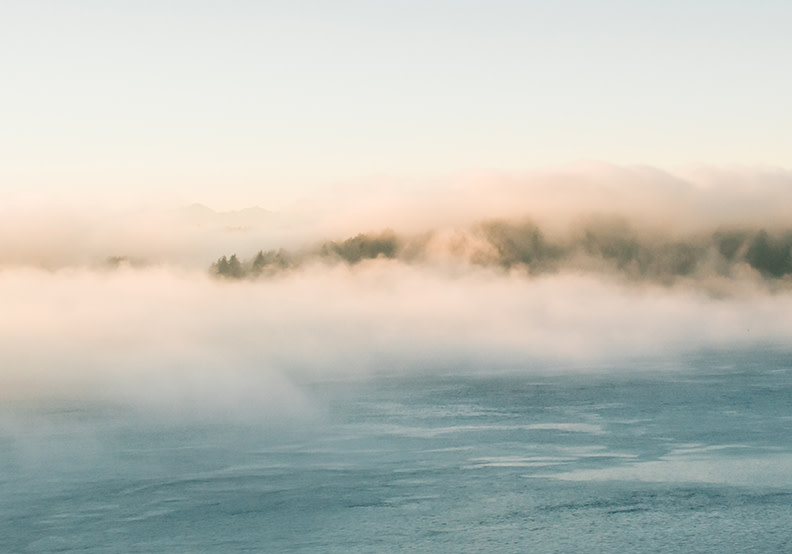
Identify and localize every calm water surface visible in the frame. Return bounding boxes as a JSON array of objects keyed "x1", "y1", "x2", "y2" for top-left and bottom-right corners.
[{"x1": 2, "y1": 351, "x2": 792, "y2": 552}]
